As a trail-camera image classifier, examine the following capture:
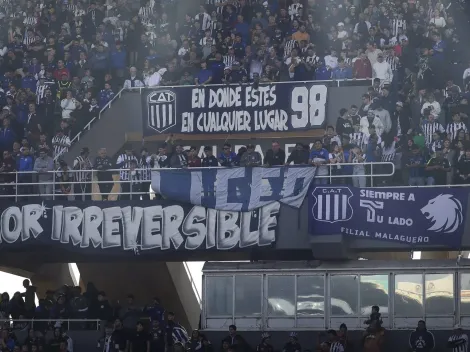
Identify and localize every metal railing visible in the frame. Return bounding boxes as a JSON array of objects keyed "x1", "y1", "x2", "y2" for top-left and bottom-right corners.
[
  {"x1": 0, "y1": 318, "x2": 102, "y2": 331},
  {"x1": 0, "y1": 162, "x2": 394, "y2": 200},
  {"x1": 57, "y1": 79, "x2": 373, "y2": 161}
]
